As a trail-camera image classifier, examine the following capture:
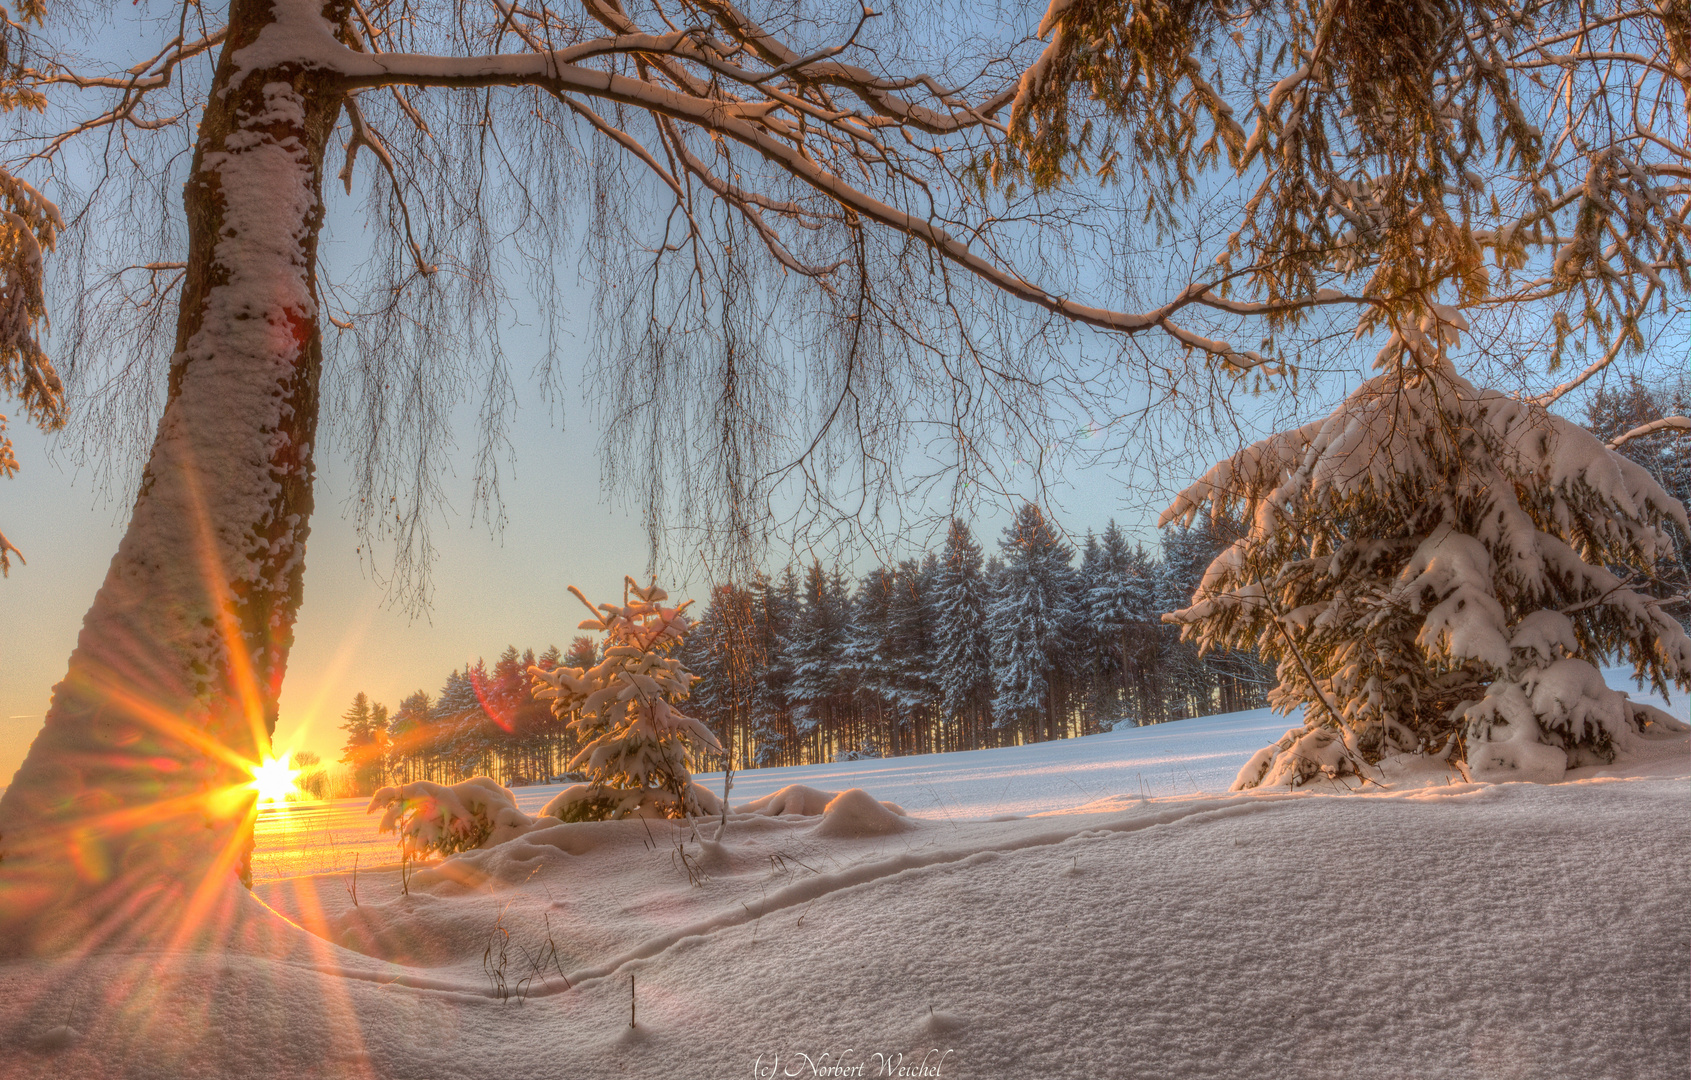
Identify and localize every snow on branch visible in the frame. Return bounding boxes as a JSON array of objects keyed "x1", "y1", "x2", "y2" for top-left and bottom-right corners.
[
  {"x1": 1608, "y1": 415, "x2": 1691, "y2": 449},
  {"x1": 1166, "y1": 362, "x2": 1691, "y2": 789},
  {"x1": 218, "y1": 0, "x2": 1304, "y2": 370}
]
